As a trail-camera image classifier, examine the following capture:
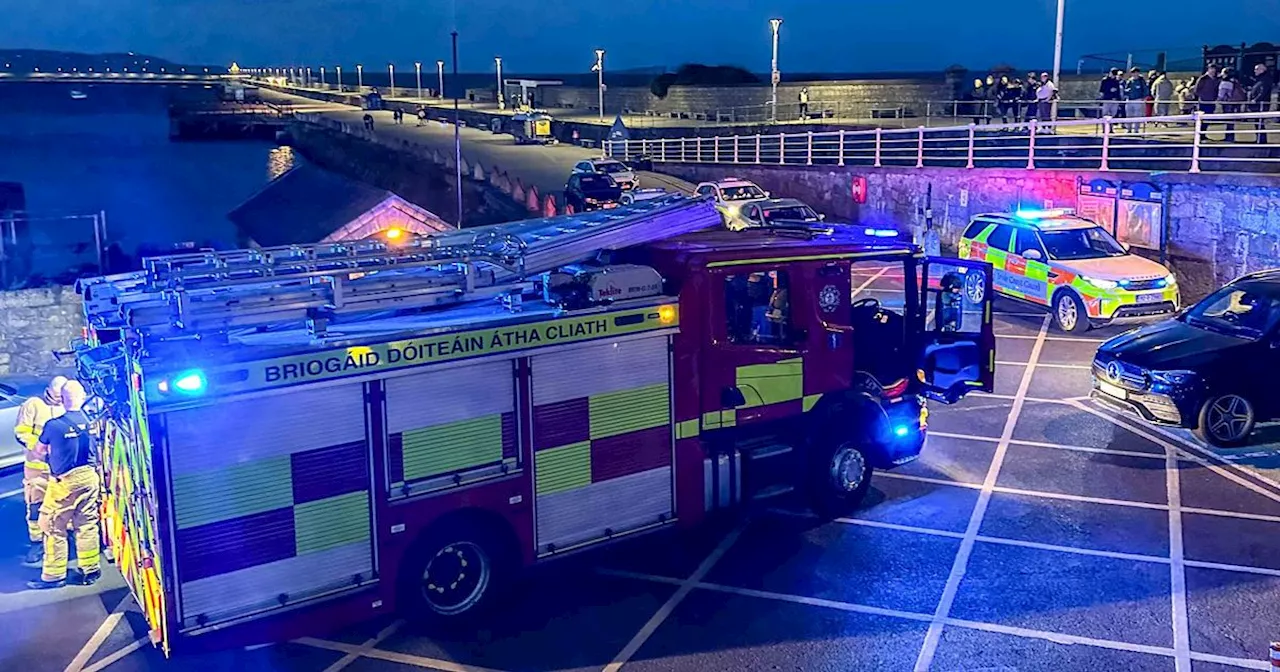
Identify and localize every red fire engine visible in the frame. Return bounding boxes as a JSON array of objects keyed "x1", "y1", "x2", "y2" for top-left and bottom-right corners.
[{"x1": 72, "y1": 196, "x2": 994, "y2": 654}]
